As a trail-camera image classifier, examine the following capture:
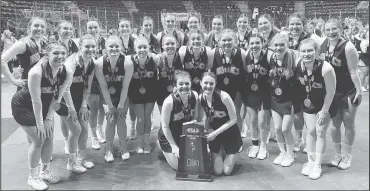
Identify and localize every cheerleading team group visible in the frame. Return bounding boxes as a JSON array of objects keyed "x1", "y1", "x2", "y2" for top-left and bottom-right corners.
[{"x1": 1, "y1": 11, "x2": 363, "y2": 190}]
